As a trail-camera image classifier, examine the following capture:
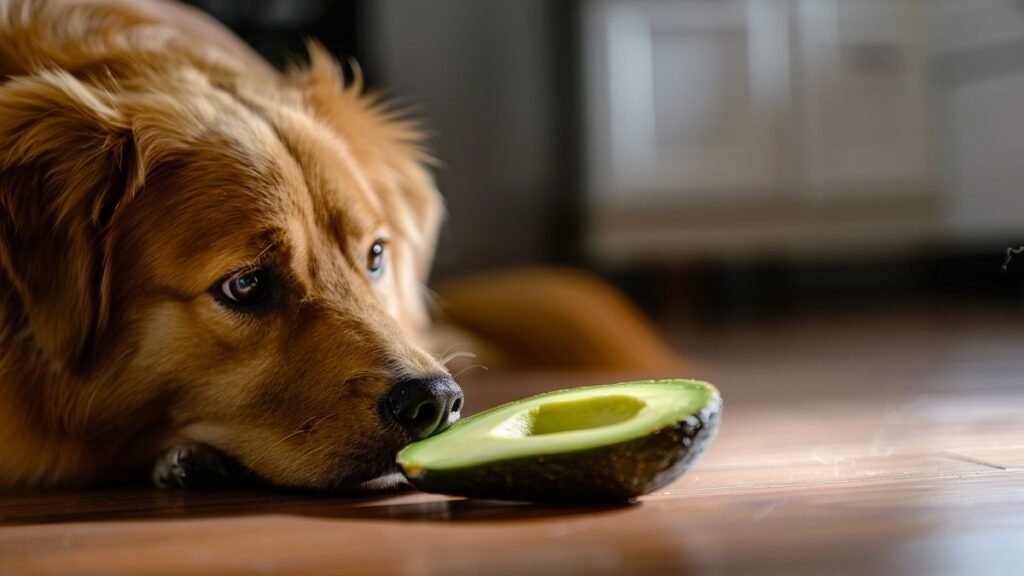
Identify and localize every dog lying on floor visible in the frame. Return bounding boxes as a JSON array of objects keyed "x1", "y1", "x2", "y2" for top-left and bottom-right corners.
[{"x1": 0, "y1": 0, "x2": 681, "y2": 491}]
